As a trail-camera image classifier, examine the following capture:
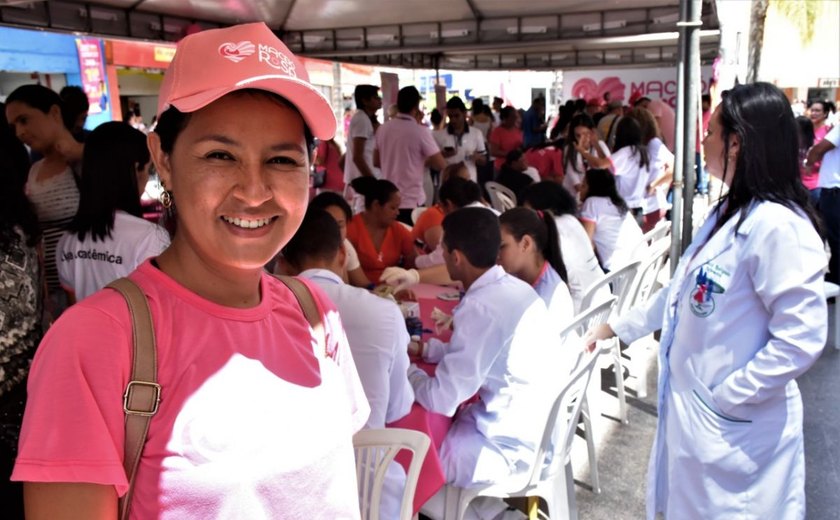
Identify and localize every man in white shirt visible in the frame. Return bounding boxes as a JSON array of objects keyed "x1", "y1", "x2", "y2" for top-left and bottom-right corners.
[
  {"x1": 282, "y1": 208, "x2": 414, "y2": 519},
  {"x1": 432, "y1": 96, "x2": 487, "y2": 182},
  {"x1": 408, "y1": 207, "x2": 562, "y2": 518},
  {"x1": 344, "y1": 84, "x2": 381, "y2": 184},
  {"x1": 807, "y1": 124, "x2": 840, "y2": 282}
]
